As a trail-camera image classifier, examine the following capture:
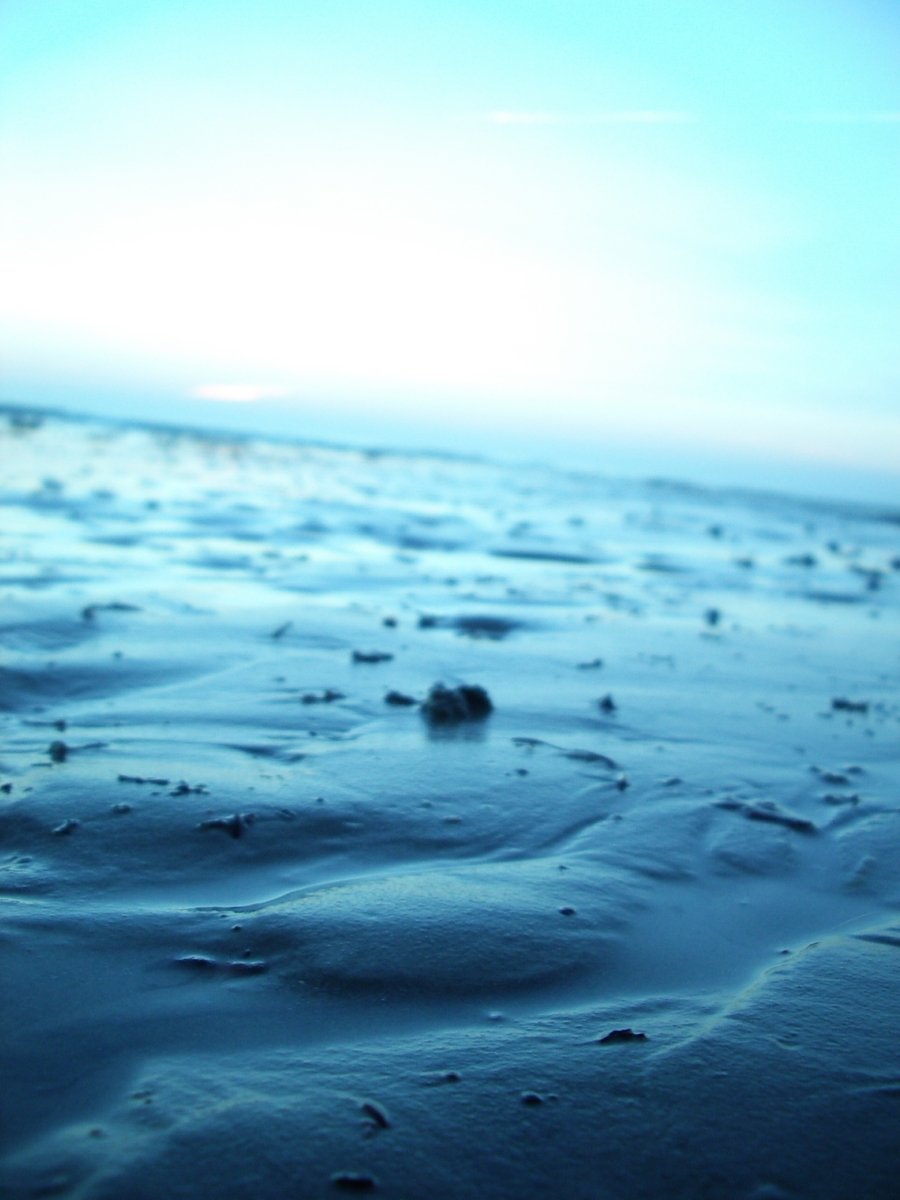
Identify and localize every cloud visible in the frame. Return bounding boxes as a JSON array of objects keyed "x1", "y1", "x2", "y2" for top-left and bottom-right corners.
[
  {"x1": 487, "y1": 110, "x2": 697, "y2": 126},
  {"x1": 780, "y1": 111, "x2": 900, "y2": 124},
  {"x1": 191, "y1": 383, "x2": 289, "y2": 403}
]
